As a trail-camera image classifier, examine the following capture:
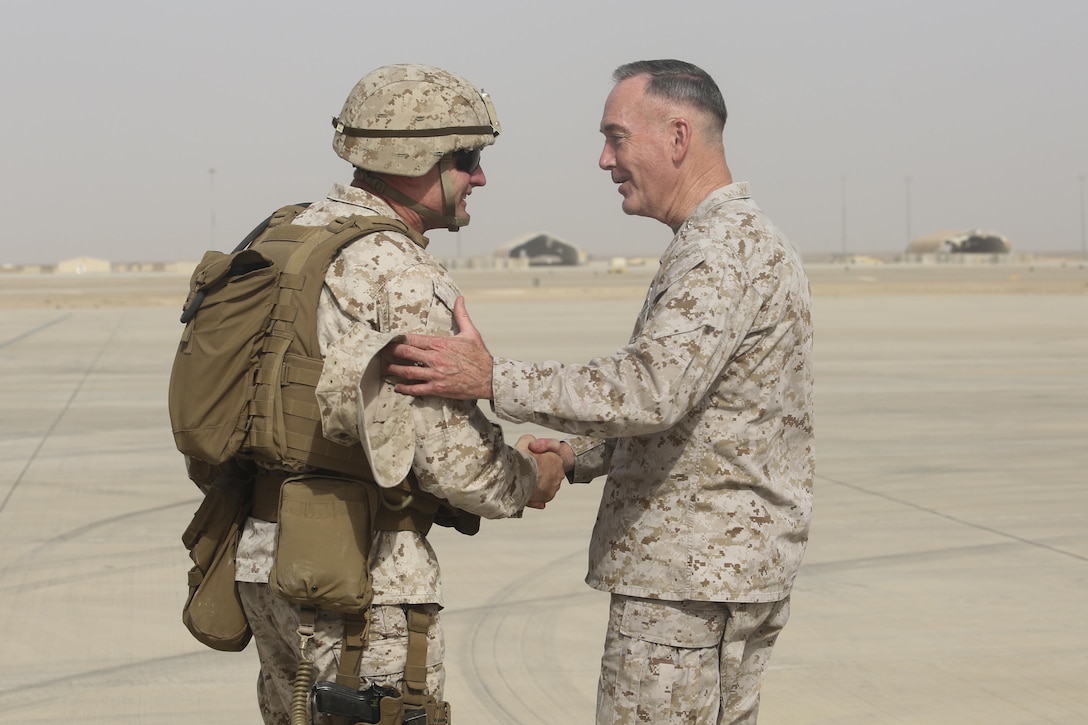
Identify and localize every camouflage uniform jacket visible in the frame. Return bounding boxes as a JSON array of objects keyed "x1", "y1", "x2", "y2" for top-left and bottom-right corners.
[
  {"x1": 236, "y1": 183, "x2": 538, "y2": 605},
  {"x1": 492, "y1": 183, "x2": 814, "y2": 603}
]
